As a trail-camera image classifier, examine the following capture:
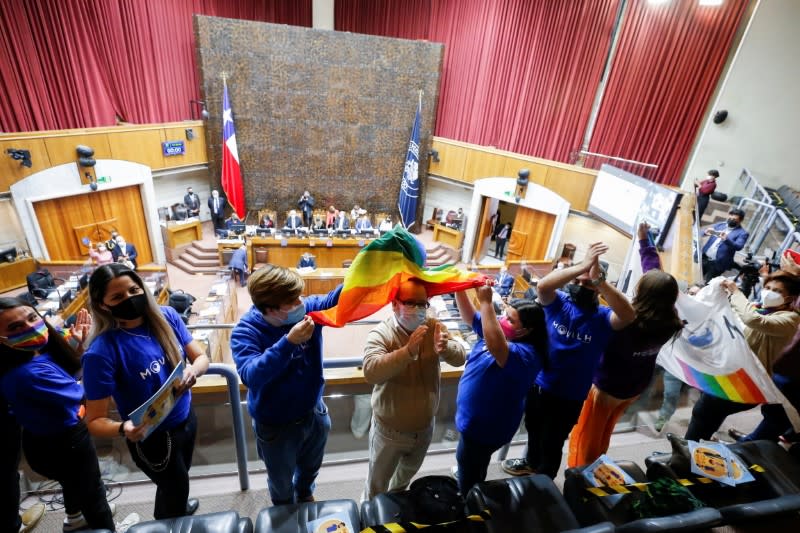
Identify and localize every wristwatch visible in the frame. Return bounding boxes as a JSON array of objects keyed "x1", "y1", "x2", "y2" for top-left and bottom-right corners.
[
  {"x1": 590, "y1": 271, "x2": 606, "y2": 286},
  {"x1": 118, "y1": 422, "x2": 126, "y2": 437}
]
